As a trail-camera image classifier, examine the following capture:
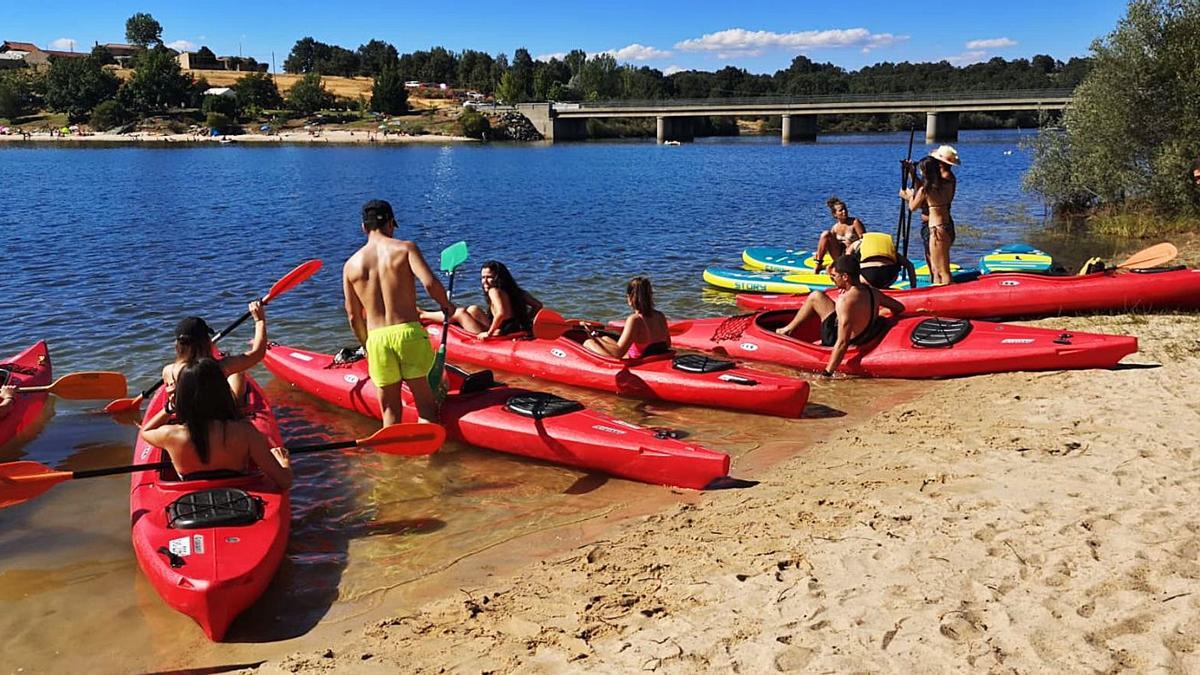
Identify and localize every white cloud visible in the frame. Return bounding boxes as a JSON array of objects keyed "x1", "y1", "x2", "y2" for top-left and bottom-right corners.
[
  {"x1": 601, "y1": 43, "x2": 672, "y2": 61},
  {"x1": 535, "y1": 51, "x2": 568, "y2": 62},
  {"x1": 943, "y1": 50, "x2": 988, "y2": 66},
  {"x1": 965, "y1": 37, "x2": 1017, "y2": 50},
  {"x1": 49, "y1": 38, "x2": 78, "y2": 51},
  {"x1": 165, "y1": 39, "x2": 198, "y2": 52},
  {"x1": 675, "y1": 27, "x2": 907, "y2": 57},
  {"x1": 663, "y1": 64, "x2": 685, "y2": 75}
]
